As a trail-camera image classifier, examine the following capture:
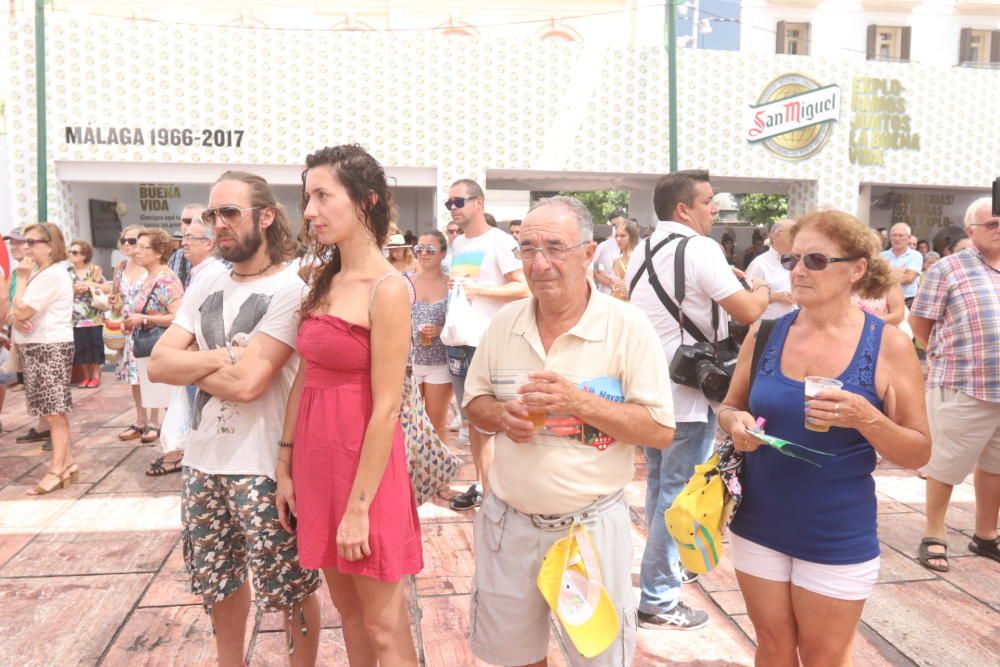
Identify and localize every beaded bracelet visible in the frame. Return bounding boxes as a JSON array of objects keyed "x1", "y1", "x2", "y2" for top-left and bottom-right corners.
[{"x1": 278, "y1": 440, "x2": 294, "y2": 449}]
